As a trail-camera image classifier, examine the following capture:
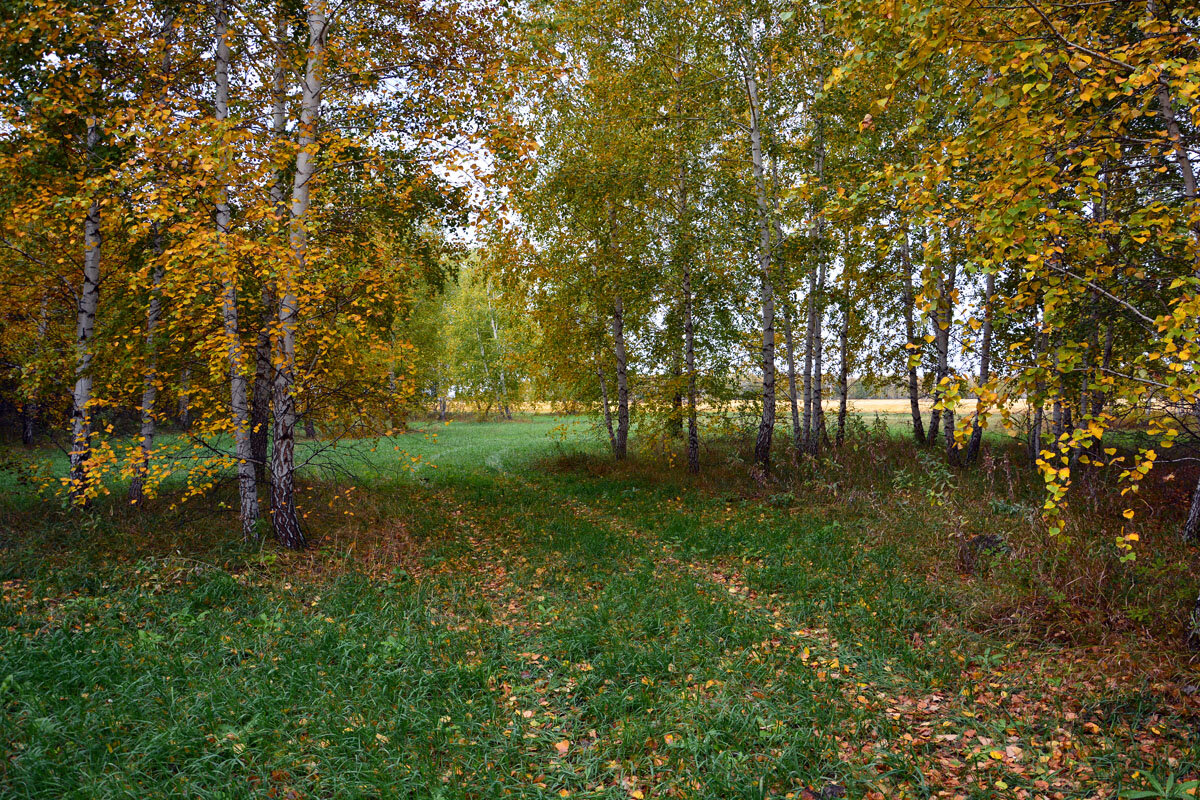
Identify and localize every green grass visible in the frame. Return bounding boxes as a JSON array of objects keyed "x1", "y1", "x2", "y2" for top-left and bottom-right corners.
[{"x1": 1, "y1": 417, "x2": 1197, "y2": 798}]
